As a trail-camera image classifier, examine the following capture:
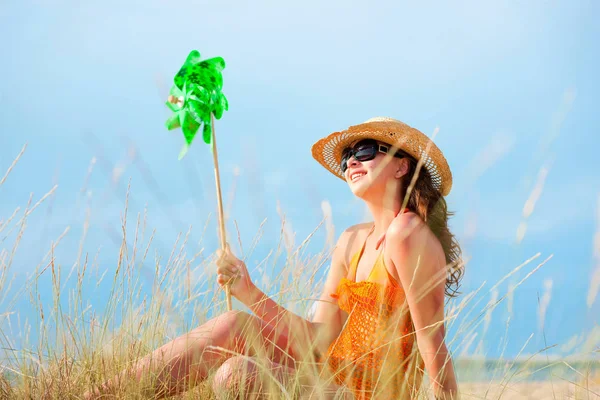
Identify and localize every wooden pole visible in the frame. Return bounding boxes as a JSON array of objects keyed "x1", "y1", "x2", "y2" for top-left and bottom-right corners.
[{"x1": 210, "y1": 113, "x2": 232, "y2": 311}]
